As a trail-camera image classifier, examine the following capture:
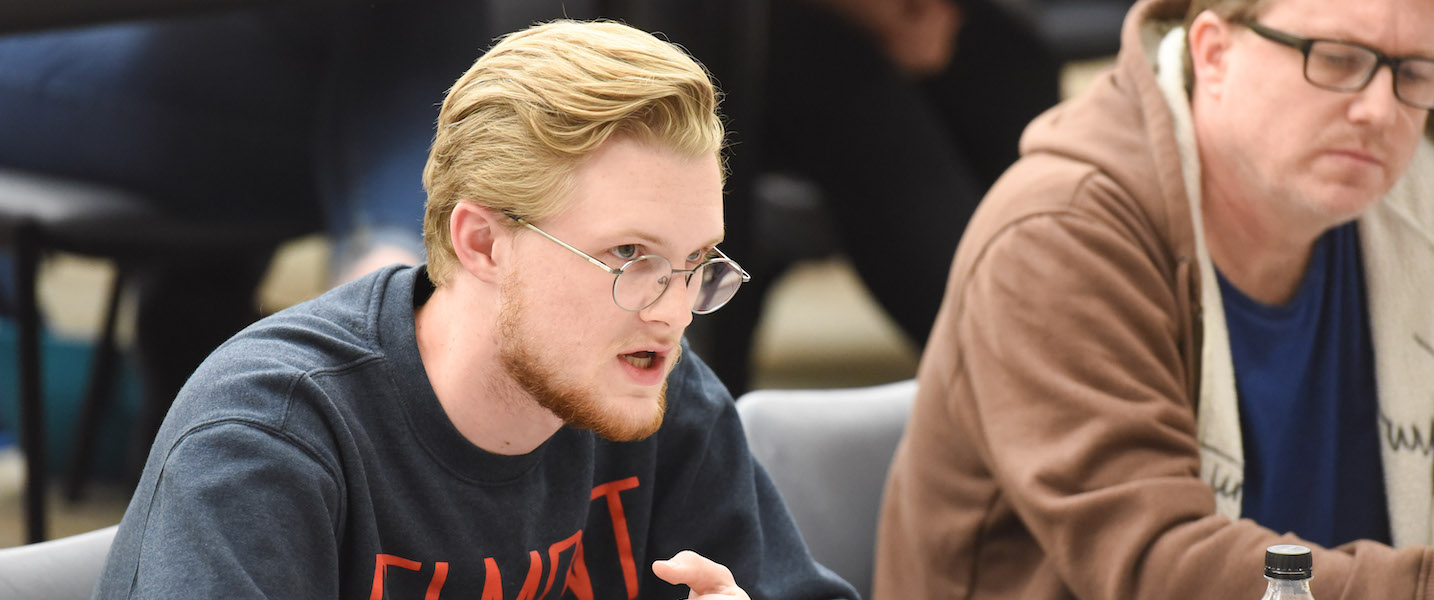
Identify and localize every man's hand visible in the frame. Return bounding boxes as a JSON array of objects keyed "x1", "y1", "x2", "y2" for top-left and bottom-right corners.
[{"x1": 652, "y1": 550, "x2": 752, "y2": 600}]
